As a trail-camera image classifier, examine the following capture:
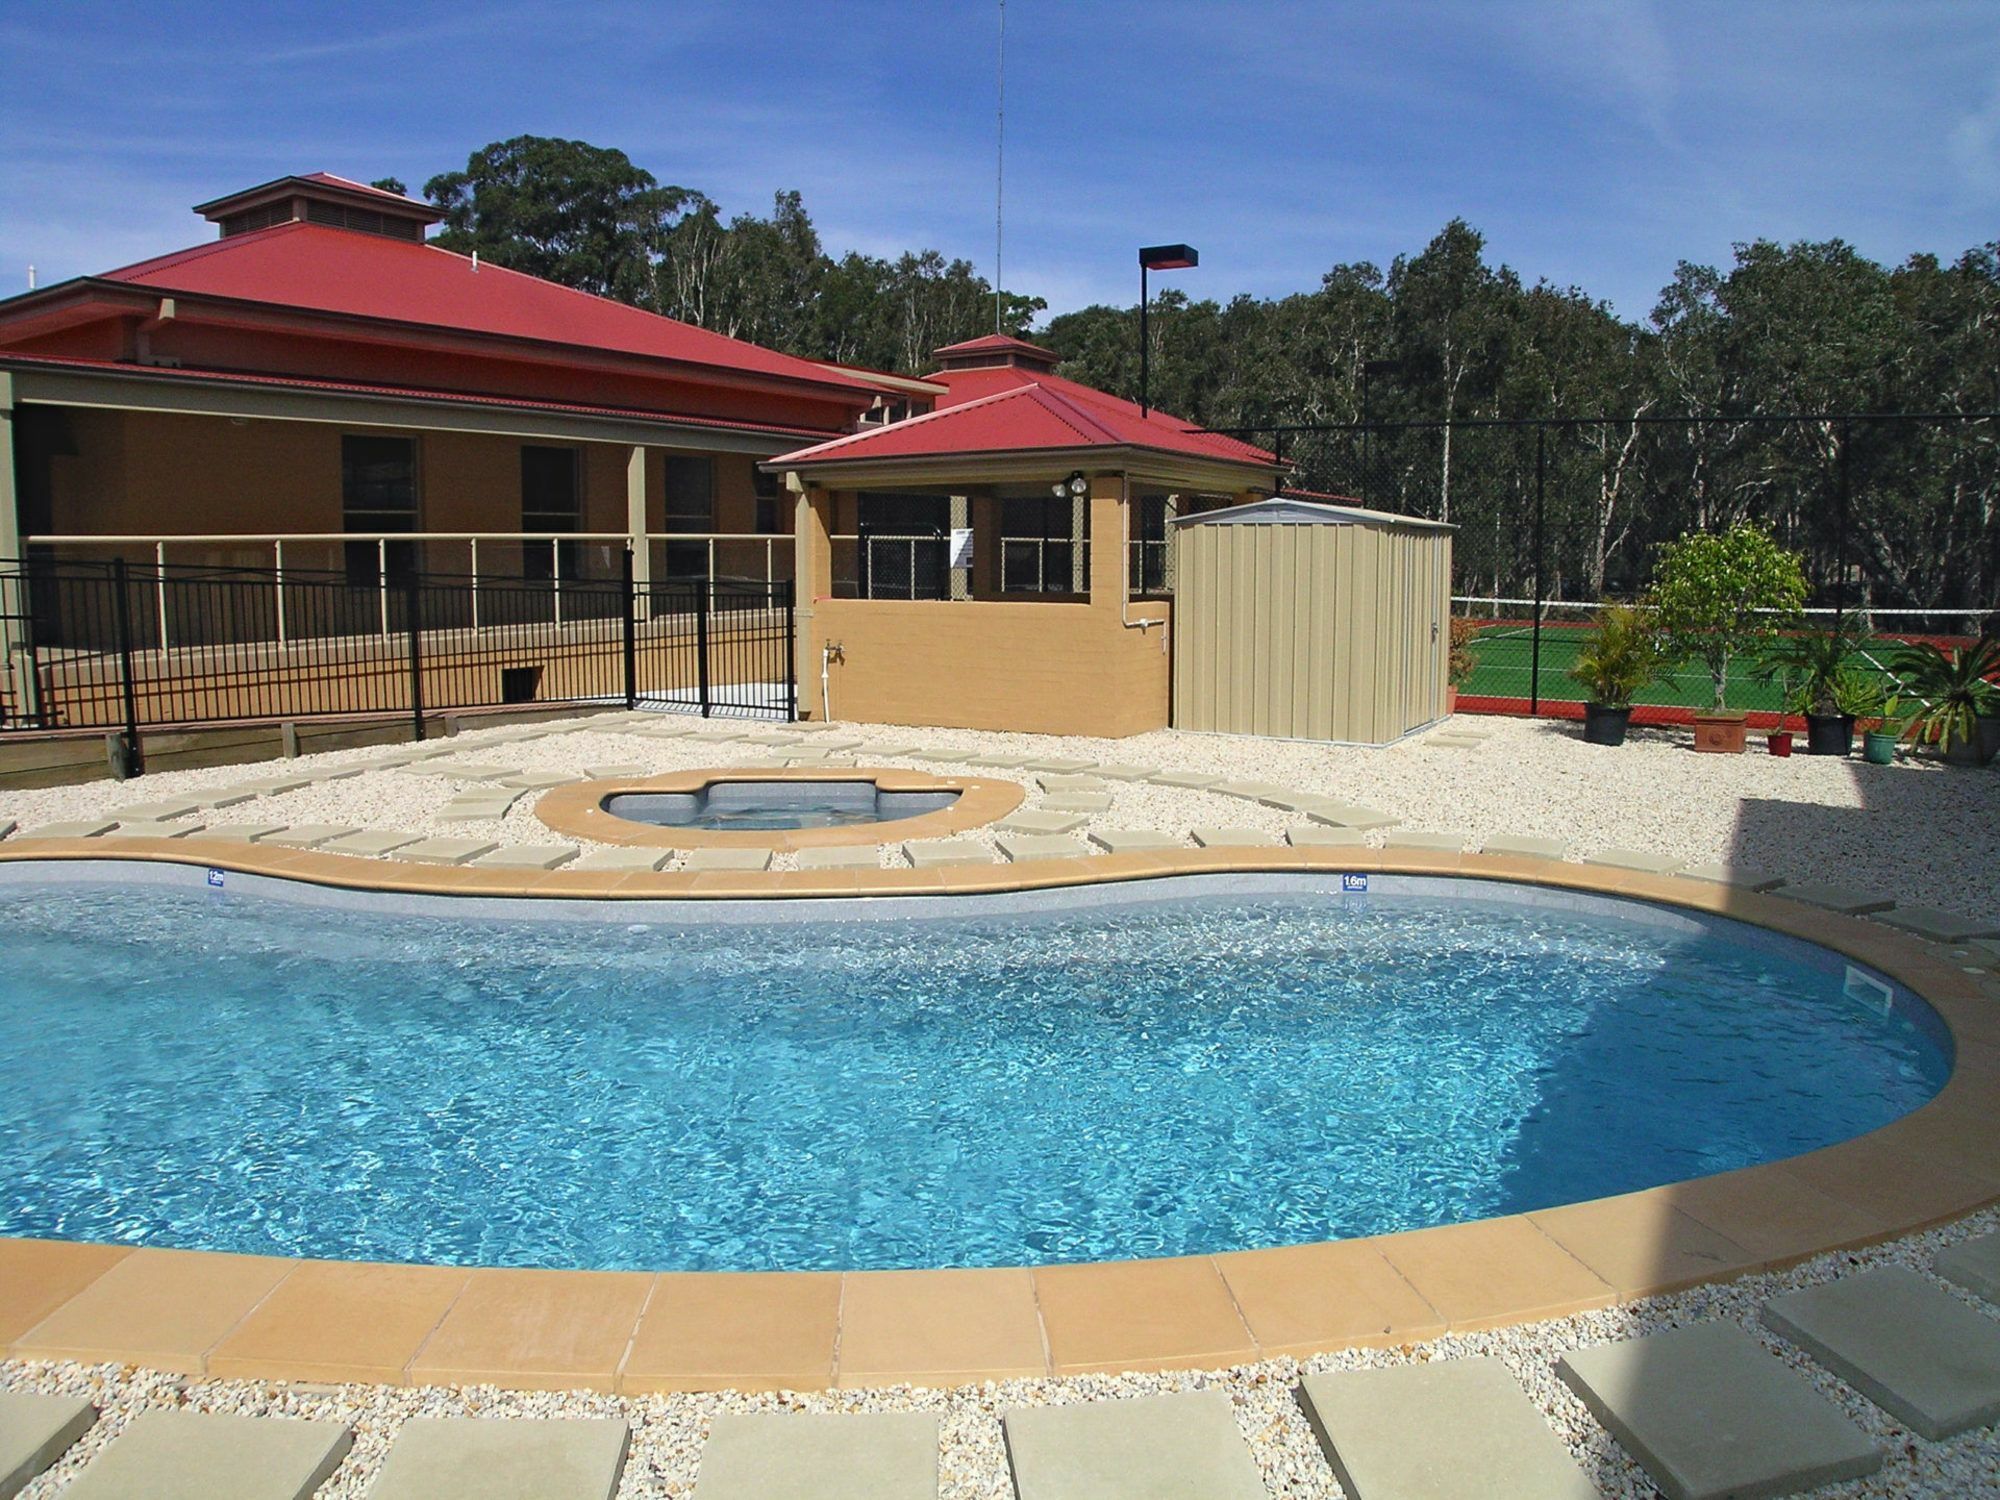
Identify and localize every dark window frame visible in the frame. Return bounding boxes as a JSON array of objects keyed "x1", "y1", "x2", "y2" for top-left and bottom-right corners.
[{"x1": 341, "y1": 433, "x2": 420, "y2": 586}]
